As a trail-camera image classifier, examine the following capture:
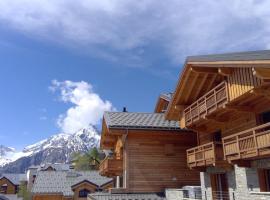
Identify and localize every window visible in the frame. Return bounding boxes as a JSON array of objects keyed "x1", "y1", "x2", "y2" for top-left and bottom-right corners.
[
  {"x1": 32, "y1": 175, "x2": 36, "y2": 183},
  {"x1": 258, "y1": 169, "x2": 270, "y2": 192},
  {"x1": 79, "y1": 189, "x2": 90, "y2": 197},
  {"x1": 258, "y1": 111, "x2": 270, "y2": 124},
  {"x1": 0, "y1": 185, "x2": 7, "y2": 194},
  {"x1": 213, "y1": 131, "x2": 222, "y2": 142}
]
